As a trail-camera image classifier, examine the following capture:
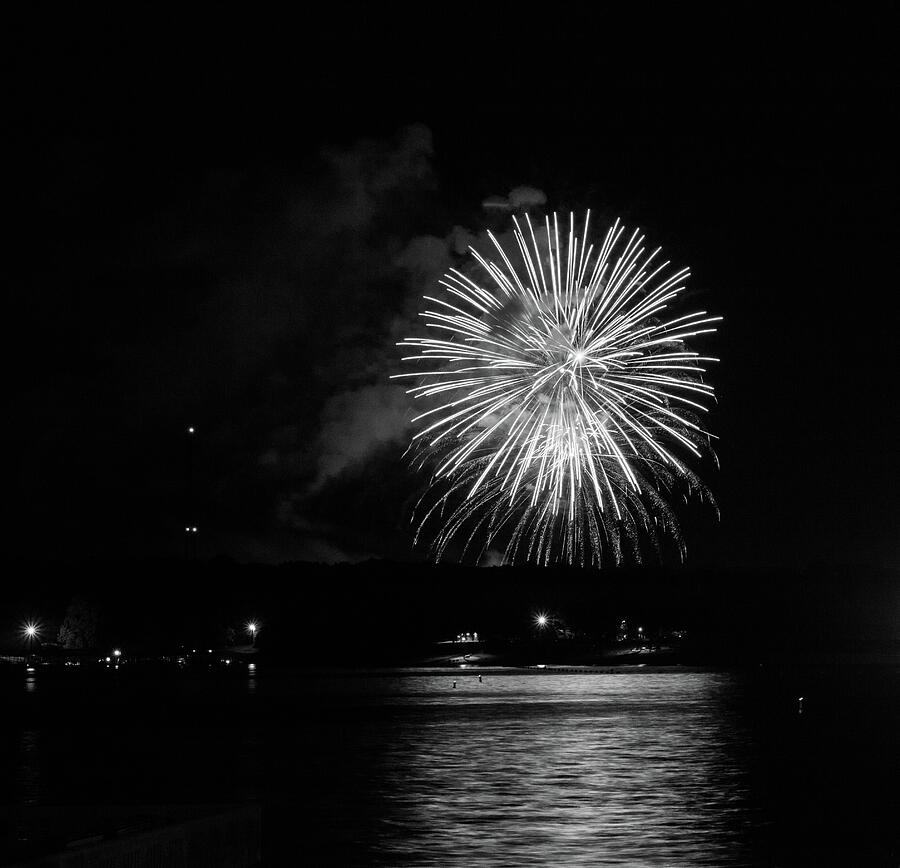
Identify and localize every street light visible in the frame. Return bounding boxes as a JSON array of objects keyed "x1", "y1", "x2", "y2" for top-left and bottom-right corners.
[
  {"x1": 22, "y1": 622, "x2": 41, "y2": 661},
  {"x1": 535, "y1": 613, "x2": 549, "y2": 629},
  {"x1": 247, "y1": 621, "x2": 259, "y2": 646}
]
